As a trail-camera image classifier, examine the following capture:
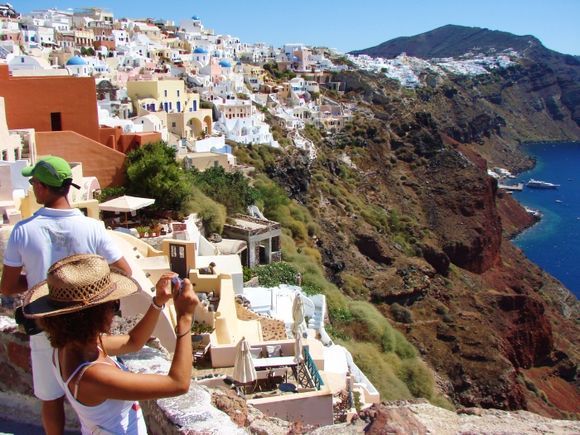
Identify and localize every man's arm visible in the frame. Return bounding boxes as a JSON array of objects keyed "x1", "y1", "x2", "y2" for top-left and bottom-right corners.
[
  {"x1": 110, "y1": 257, "x2": 132, "y2": 277},
  {"x1": 0, "y1": 265, "x2": 27, "y2": 296}
]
